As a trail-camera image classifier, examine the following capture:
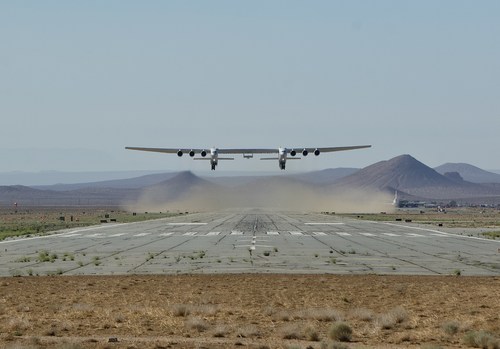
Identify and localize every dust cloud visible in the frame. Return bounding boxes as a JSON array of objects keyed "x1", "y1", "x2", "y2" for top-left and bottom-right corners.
[{"x1": 123, "y1": 181, "x2": 395, "y2": 214}]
